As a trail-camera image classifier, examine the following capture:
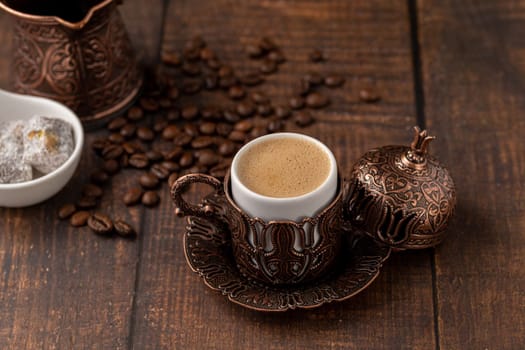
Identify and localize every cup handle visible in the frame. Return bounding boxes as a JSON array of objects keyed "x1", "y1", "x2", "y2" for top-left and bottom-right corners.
[{"x1": 170, "y1": 173, "x2": 223, "y2": 219}]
